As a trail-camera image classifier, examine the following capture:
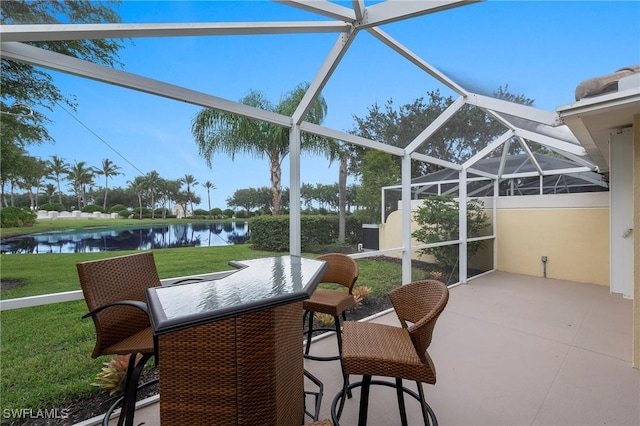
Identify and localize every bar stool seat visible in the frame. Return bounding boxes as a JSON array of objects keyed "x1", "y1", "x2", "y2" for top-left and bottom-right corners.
[
  {"x1": 330, "y1": 279, "x2": 449, "y2": 426},
  {"x1": 303, "y1": 253, "x2": 359, "y2": 362}
]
